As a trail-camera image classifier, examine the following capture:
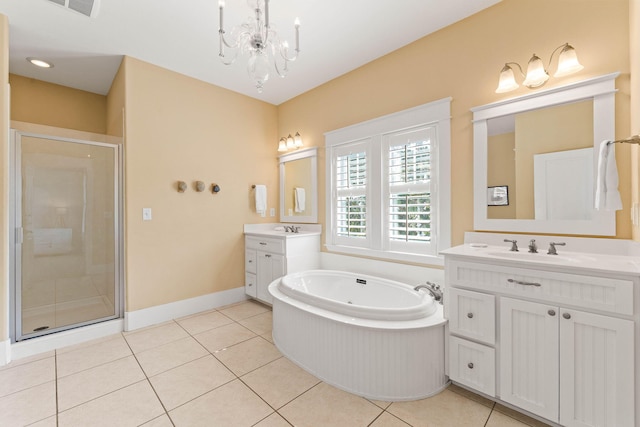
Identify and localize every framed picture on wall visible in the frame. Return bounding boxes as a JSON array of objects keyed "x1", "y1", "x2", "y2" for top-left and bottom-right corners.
[{"x1": 487, "y1": 186, "x2": 509, "y2": 206}]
